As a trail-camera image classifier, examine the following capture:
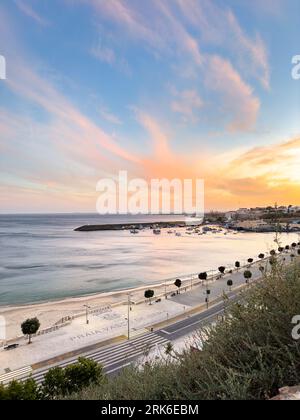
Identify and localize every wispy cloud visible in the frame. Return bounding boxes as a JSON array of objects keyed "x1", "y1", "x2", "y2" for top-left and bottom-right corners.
[
  {"x1": 205, "y1": 56, "x2": 260, "y2": 132},
  {"x1": 79, "y1": 0, "x2": 262, "y2": 132},
  {"x1": 171, "y1": 88, "x2": 203, "y2": 123},
  {"x1": 99, "y1": 106, "x2": 122, "y2": 125},
  {"x1": 91, "y1": 43, "x2": 116, "y2": 65},
  {"x1": 176, "y1": 0, "x2": 270, "y2": 89},
  {"x1": 15, "y1": 0, "x2": 50, "y2": 26}
]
